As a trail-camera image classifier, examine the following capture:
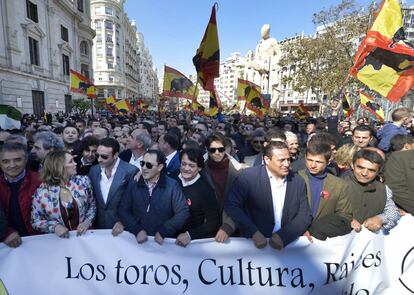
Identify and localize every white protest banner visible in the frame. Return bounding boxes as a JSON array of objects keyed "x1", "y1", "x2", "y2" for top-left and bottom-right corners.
[{"x1": 1, "y1": 215, "x2": 413, "y2": 295}]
